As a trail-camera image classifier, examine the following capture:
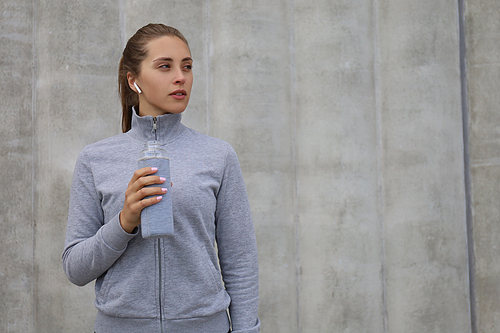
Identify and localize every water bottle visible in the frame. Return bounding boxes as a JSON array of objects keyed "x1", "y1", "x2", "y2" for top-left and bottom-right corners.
[{"x1": 137, "y1": 140, "x2": 173, "y2": 238}]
